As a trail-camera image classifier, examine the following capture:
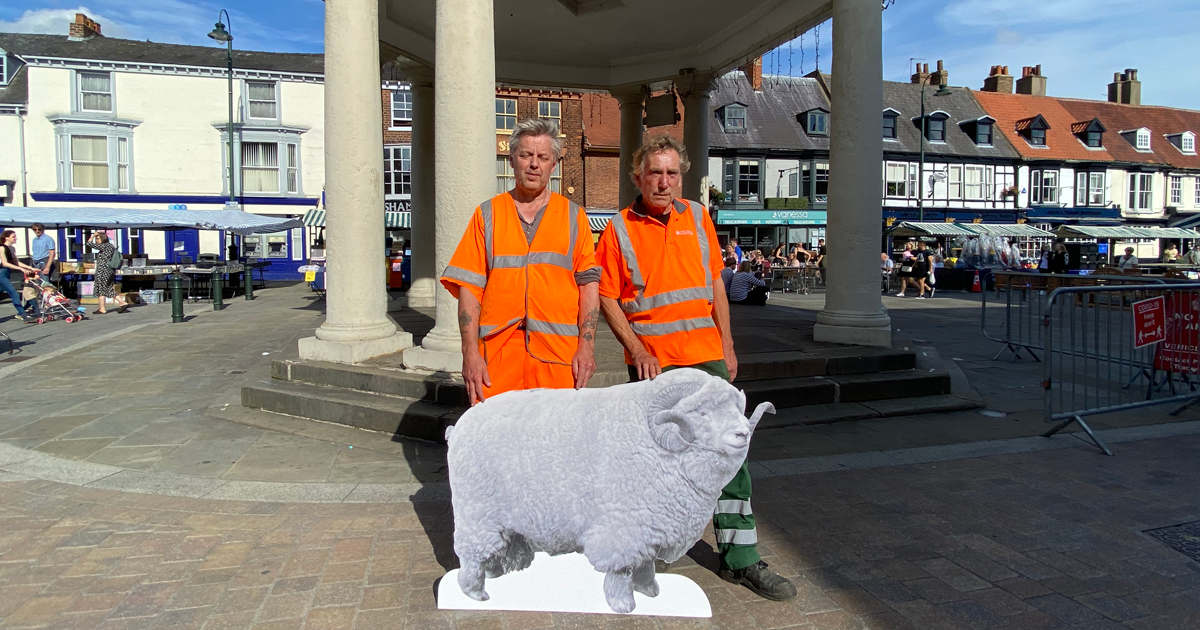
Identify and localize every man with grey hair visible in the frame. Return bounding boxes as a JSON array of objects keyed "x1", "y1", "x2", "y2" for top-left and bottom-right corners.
[
  {"x1": 442, "y1": 118, "x2": 602, "y2": 403},
  {"x1": 595, "y1": 135, "x2": 797, "y2": 602}
]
